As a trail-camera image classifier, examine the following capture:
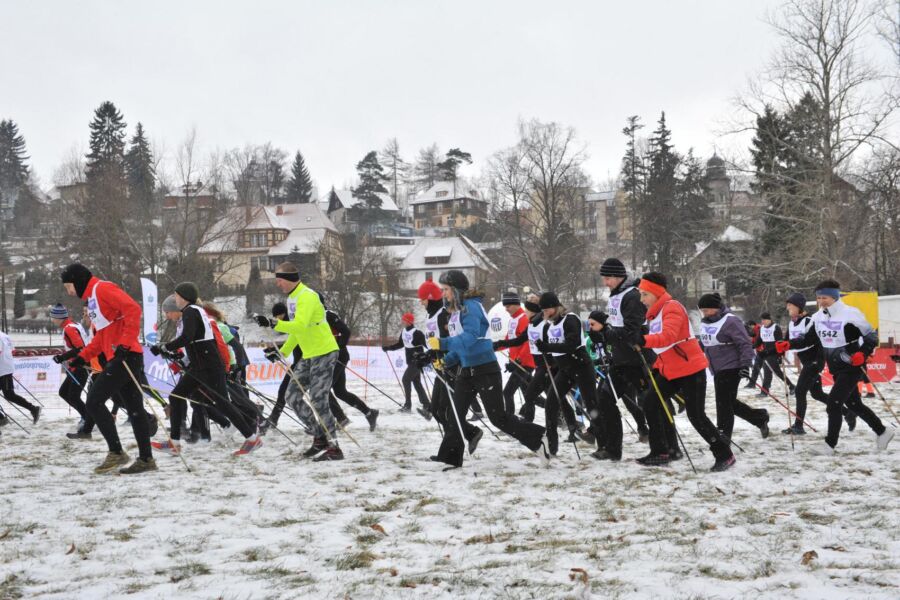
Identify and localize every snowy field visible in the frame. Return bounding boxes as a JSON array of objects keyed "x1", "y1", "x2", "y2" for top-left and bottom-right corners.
[{"x1": 1, "y1": 377, "x2": 898, "y2": 599}]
